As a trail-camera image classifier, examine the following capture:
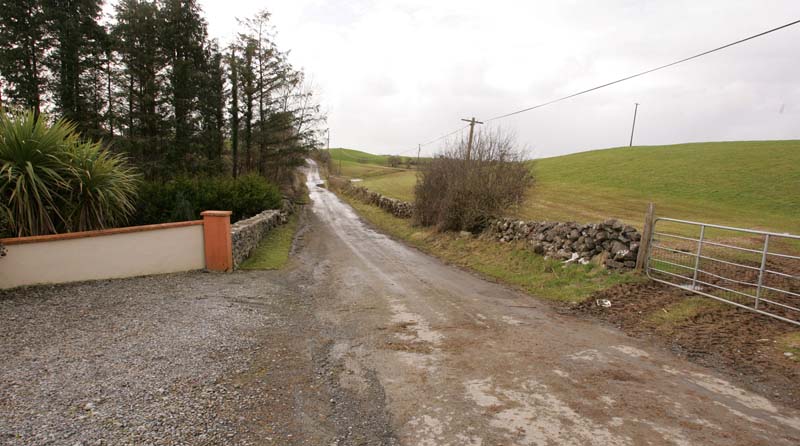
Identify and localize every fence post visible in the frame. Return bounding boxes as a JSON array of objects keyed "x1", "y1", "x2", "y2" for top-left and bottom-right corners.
[
  {"x1": 690, "y1": 225, "x2": 705, "y2": 289},
  {"x1": 635, "y1": 202, "x2": 656, "y2": 271},
  {"x1": 201, "y1": 210, "x2": 233, "y2": 272},
  {"x1": 755, "y1": 234, "x2": 770, "y2": 309}
]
